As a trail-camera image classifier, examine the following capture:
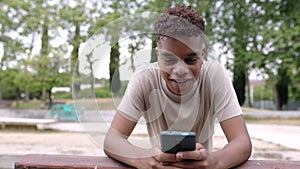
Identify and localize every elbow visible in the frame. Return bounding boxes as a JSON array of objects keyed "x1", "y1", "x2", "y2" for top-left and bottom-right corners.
[
  {"x1": 103, "y1": 129, "x2": 121, "y2": 158},
  {"x1": 103, "y1": 136, "x2": 112, "y2": 158},
  {"x1": 103, "y1": 140, "x2": 113, "y2": 158},
  {"x1": 103, "y1": 132, "x2": 112, "y2": 157},
  {"x1": 243, "y1": 137, "x2": 252, "y2": 161}
]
